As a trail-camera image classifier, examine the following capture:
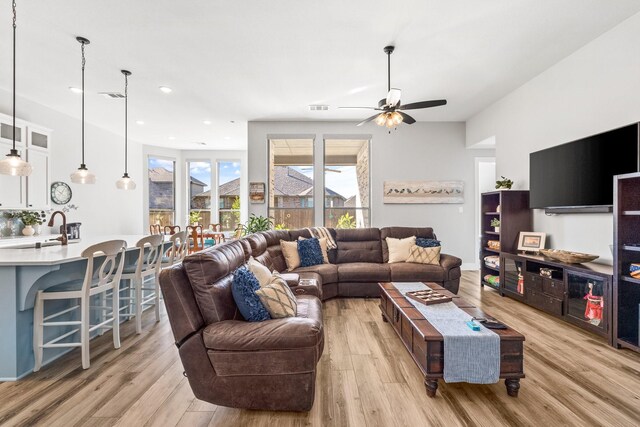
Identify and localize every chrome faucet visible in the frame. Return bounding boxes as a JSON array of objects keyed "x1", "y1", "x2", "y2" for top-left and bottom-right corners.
[{"x1": 48, "y1": 211, "x2": 68, "y2": 246}]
